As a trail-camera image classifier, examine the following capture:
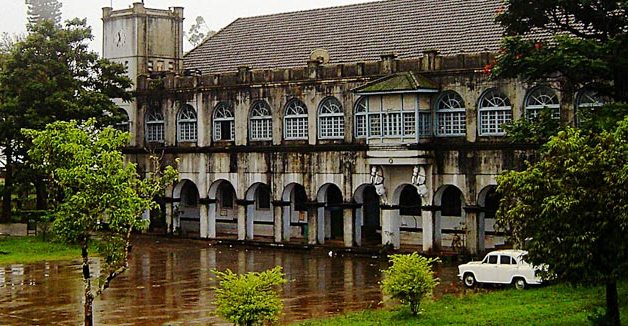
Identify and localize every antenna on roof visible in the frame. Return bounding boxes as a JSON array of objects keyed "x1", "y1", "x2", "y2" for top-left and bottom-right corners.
[{"x1": 310, "y1": 48, "x2": 330, "y2": 64}]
